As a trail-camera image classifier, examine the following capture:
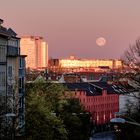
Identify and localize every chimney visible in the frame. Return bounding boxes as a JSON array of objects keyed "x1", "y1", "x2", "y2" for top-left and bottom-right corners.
[{"x1": 0, "y1": 19, "x2": 4, "y2": 27}]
